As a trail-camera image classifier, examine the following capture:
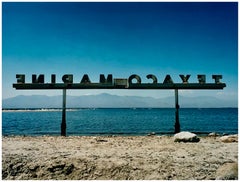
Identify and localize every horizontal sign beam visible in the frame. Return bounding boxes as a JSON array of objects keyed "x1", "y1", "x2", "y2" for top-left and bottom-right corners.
[
  {"x1": 13, "y1": 74, "x2": 226, "y2": 90},
  {"x1": 13, "y1": 83, "x2": 226, "y2": 90}
]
